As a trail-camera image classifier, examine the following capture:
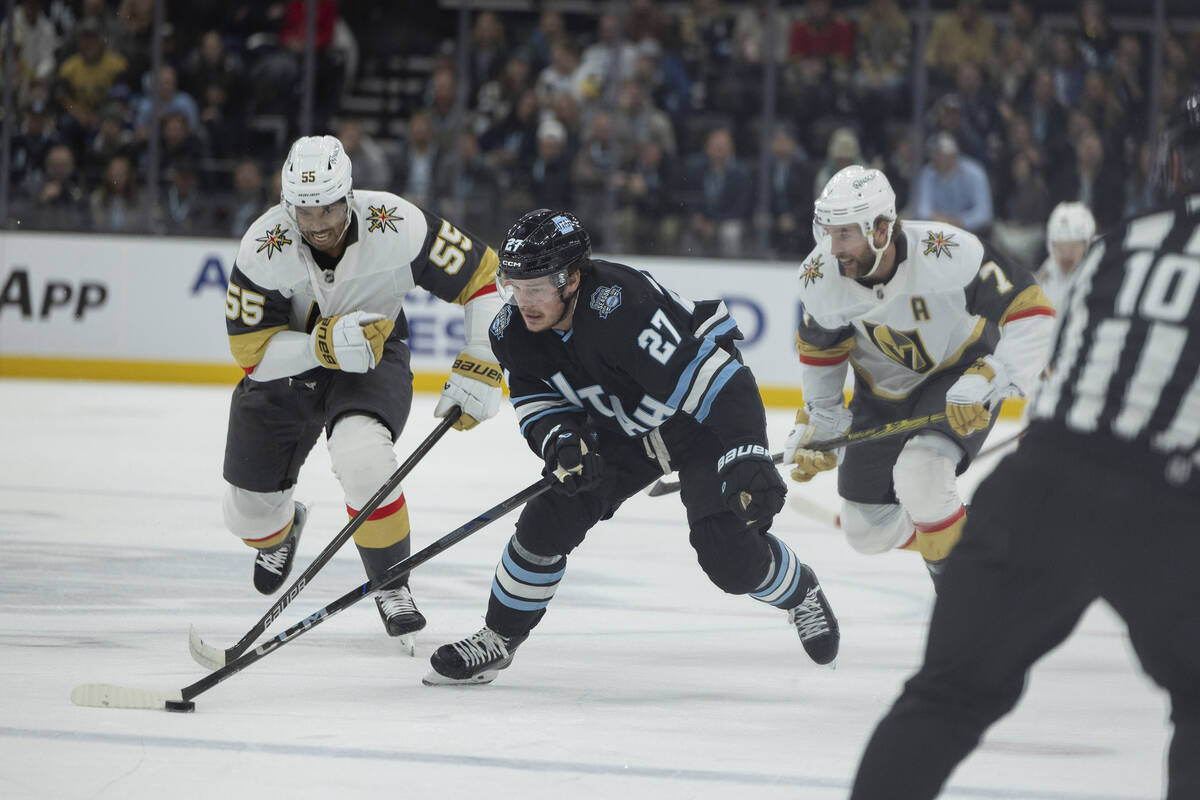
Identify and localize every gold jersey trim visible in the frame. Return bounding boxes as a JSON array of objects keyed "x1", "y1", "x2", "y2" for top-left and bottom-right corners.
[
  {"x1": 453, "y1": 246, "x2": 500, "y2": 306},
  {"x1": 228, "y1": 324, "x2": 288, "y2": 369},
  {"x1": 1000, "y1": 284, "x2": 1055, "y2": 326},
  {"x1": 795, "y1": 331, "x2": 856, "y2": 364}
]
